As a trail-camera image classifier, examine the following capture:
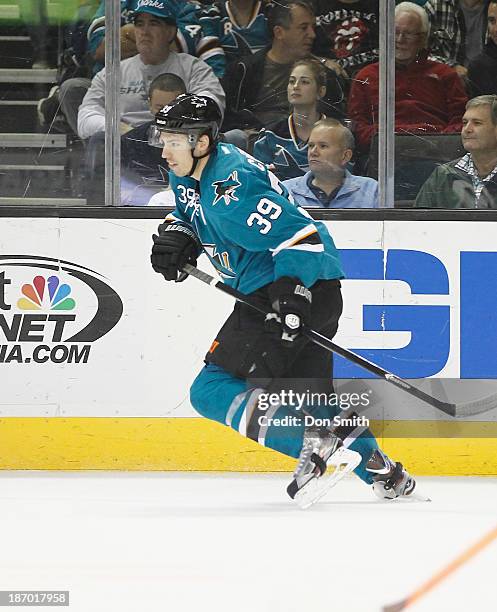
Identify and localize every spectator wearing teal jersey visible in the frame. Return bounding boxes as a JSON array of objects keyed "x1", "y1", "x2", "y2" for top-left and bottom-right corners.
[
  {"x1": 253, "y1": 58, "x2": 327, "y2": 180},
  {"x1": 199, "y1": 0, "x2": 270, "y2": 75}
]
